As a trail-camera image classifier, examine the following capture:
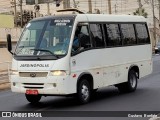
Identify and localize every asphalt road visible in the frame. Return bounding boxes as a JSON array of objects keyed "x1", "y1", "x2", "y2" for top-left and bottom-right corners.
[{"x1": 0, "y1": 55, "x2": 160, "y2": 120}]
